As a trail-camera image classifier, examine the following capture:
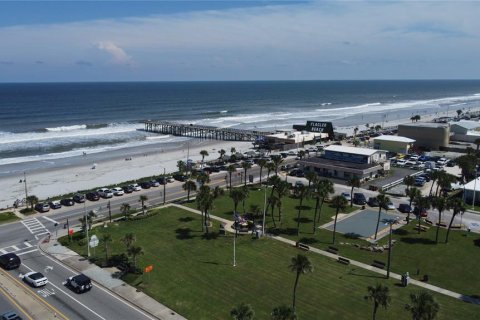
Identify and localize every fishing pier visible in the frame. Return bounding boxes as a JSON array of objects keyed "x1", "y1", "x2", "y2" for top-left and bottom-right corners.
[{"x1": 143, "y1": 121, "x2": 274, "y2": 141}]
